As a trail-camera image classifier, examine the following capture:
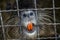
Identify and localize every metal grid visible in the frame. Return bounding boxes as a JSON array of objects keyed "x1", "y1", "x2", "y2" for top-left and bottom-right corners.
[{"x1": 0, "y1": 0, "x2": 60, "y2": 40}]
